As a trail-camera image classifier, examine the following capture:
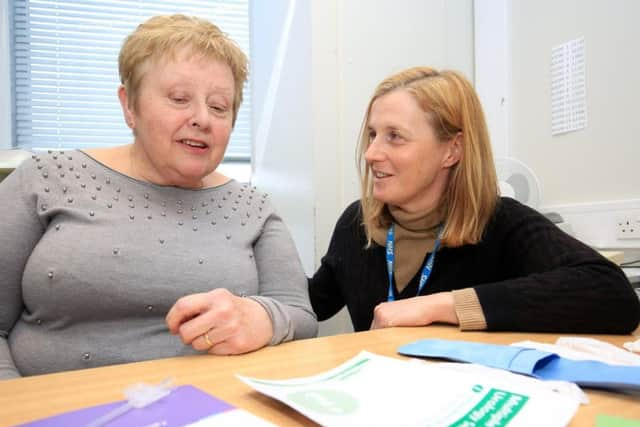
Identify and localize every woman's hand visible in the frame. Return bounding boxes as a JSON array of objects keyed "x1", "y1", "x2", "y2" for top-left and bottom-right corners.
[
  {"x1": 370, "y1": 292, "x2": 459, "y2": 329},
  {"x1": 166, "y1": 288, "x2": 273, "y2": 355}
]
